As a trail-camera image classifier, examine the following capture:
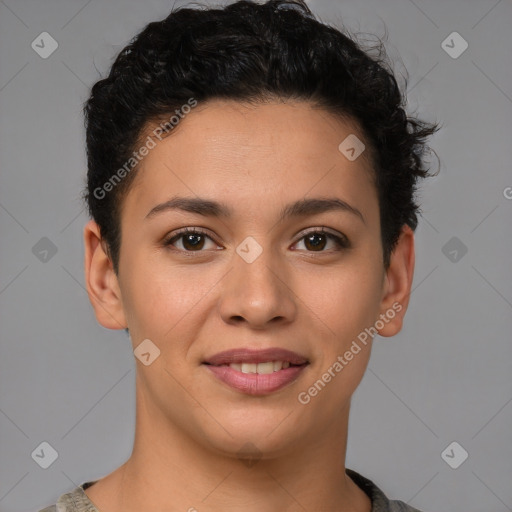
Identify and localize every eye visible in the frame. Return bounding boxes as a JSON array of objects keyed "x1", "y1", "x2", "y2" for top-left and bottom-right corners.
[
  {"x1": 163, "y1": 227, "x2": 349, "y2": 253},
  {"x1": 163, "y1": 228, "x2": 221, "y2": 252},
  {"x1": 293, "y1": 228, "x2": 349, "y2": 252}
]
